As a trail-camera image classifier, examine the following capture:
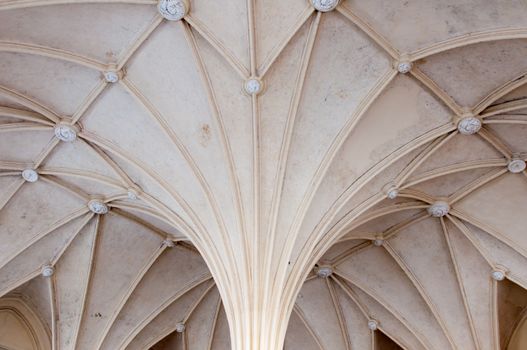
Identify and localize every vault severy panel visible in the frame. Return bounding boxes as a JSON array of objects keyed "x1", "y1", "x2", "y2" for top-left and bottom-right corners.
[
  {"x1": 99, "y1": 244, "x2": 211, "y2": 349},
  {"x1": 257, "y1": 17, "x2": 312, "y2": 238},
  {"x1": 298, "y1": 98, "x2": 527, "y2": 349},
  {"x1": 387, "y1": 218, "x2": 476, "y2": 349},
  {"x1": 456, "y1": 173, "x2": 527, "y2": 254},
  {"x1": 278, "y1": 9, "x2": 391, "y2": 208},
  {"x1": 1, "y1": 1, "x2": 527, "y2": 350},
  {"x1": 487, "y1": 122, "x2": 527, "y2": 153},
  {"x1": 75, "y1": 214, "x2": 162, "y2": 350},
  {"x1": 294, "y1": 278, "x2": 348, "y2": 350},
  {"x1": 336, "y1": 245, "x2": 452, "y2": 349},
  {"x1": 0, "y1": 213, "x2": 91, "y2": 297},
  {"x1": 444, "y1": 220, "x2": 495, "y2": 350},
  {"x1": 126, "y1": 281, "x2": 217, "y2": 349},
  {"x1": 192, "y1": 26, "x2": 256, "y2": 233},
  {"x1": 188, "y1": 0, "x2": 250, "y2": 70},
  {"x1": 54, "y1": 217, "x2": 98, "y2": 350},
  {"x1": 344, "y1": 0, "x2": 527, "y2": 54},
  {"x1": 416, "y1": 39, "x2": 527, "y2": 108},
  {"x1": 254, "y1": 0, "x2": 309, "y2": 68},
  {"x1": 0, "y1": 52, "x2": 102, "y2": 116},
  {"x1": 334, "y1": 283, "x2": 374, "y2": 350},
  {"x1": 0, "y1": 3, "x2": 159, "y2": 62},
  {"x1": 0, "y1": 130, "x2": 53, "y2": 163},
  {"x1": 41, "y1": 140, "x2": 123, "y2": 180},
  {"x1": 0, "y1": 180, "x2": 85, "y2": 262}
]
